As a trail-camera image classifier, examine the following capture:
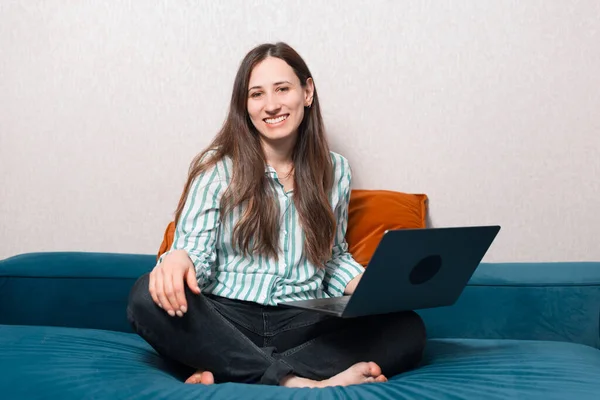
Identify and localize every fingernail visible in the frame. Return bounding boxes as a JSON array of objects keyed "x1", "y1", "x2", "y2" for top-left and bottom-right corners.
[
  {"x1": 168, "y1": 310, "x2": 175, "y2": 317},
  {"x1": 180, "y1": 306, "x2": 187, "y2": 313},
  {"x1": 158, "y1": 303, "x2": 163, "y2": 308},
  {"x1": 176, "y1": 310, "x2": 183, "y2": 317}
]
